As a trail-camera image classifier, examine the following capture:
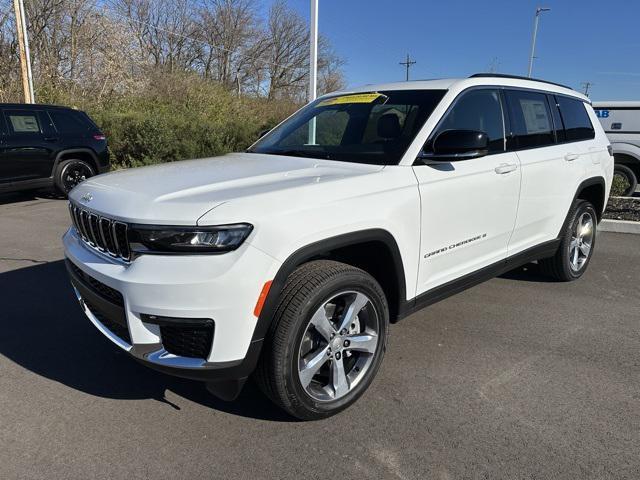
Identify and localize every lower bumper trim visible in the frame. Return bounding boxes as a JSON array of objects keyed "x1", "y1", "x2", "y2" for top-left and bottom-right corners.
[{"x1": 65, "y1": 257, "x2": 264, "y2": 383}]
